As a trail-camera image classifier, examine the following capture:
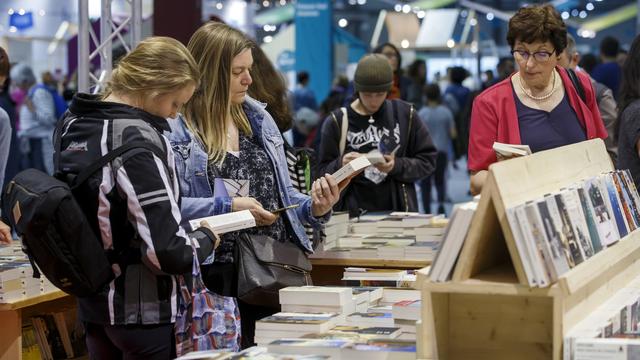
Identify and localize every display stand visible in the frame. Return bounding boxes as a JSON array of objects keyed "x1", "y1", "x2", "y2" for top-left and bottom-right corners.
[
  {"x1": 417, "y1": 139, "x2": 640, "y2": 360},
  {"x1": 0, "y1": 290, "x2": 74, "y2": 360}
]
